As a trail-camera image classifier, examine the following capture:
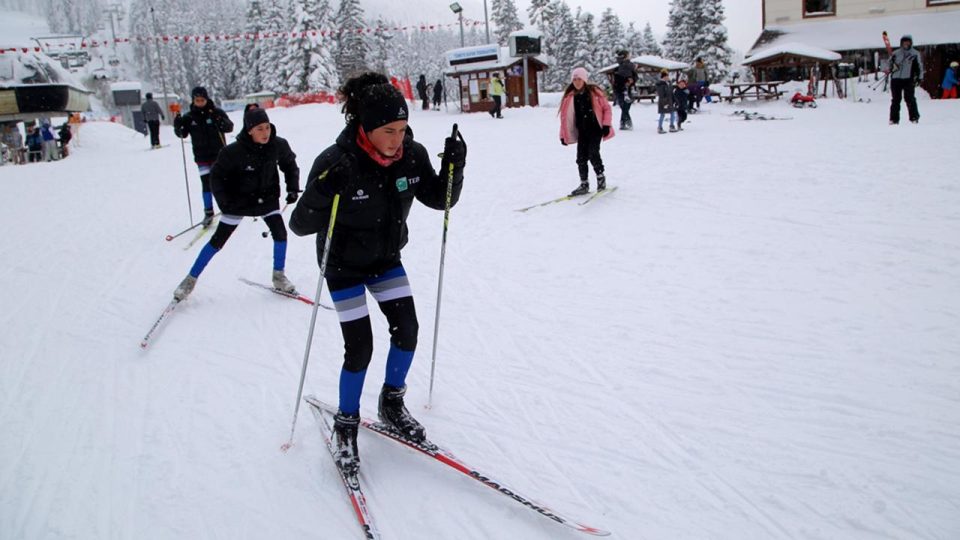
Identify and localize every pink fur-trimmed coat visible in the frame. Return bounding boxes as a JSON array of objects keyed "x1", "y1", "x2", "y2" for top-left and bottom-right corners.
[{"x1": 558, "y1": 86, "x2": 615, "y2": 144}]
